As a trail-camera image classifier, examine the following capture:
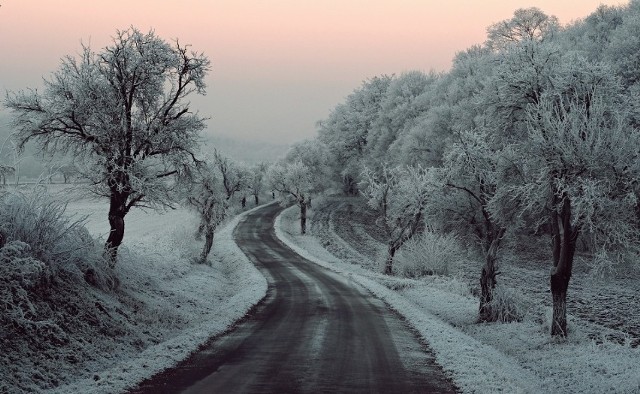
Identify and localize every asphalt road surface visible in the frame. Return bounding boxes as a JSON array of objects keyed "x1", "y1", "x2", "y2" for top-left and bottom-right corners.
[{"x1": 132, "y1": 203, "x2": 457, "y2": 393}]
